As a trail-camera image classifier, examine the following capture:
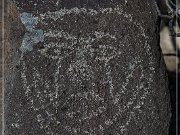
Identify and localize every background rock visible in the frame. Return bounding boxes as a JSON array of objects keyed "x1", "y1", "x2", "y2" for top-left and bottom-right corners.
[
  {"x1": 160, "y1": 26, "x2": 180, "y2": 72},
  {"x1": 159, "y1": 18, "x2": 180, "y2": 135},
  {"x1": 0, "y1": 0, "x2": 3, "y2": 133},
  {"x1": 2, "y1": 0, "x2": 24, "y2": 134}
]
